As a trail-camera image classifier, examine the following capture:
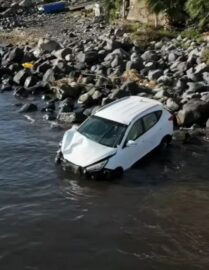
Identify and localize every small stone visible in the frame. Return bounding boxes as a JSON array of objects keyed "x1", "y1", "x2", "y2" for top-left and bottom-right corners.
[{"x1": 18, "y1": 103, "x2": 38, "y2": 113}]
